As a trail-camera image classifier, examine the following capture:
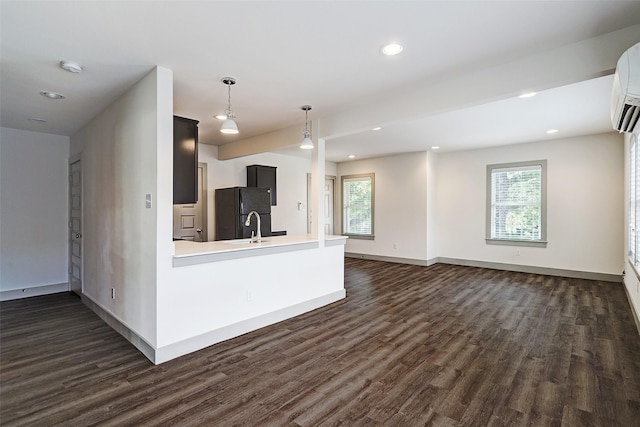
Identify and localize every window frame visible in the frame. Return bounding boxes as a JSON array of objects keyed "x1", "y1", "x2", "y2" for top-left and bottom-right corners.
[
  {"x1": 341, "y1": 173, "x2": 375, "y2": 240},
  {"x1": 485, "y1": 160, "x2": 547, "y2": 248}
]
